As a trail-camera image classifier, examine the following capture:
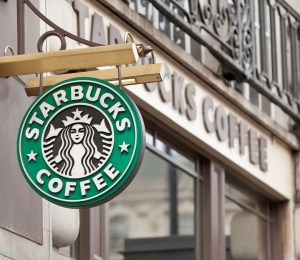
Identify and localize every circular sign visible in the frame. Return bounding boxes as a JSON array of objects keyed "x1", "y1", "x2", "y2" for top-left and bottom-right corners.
[{"x1": 17, "y1": 77, "x2": 145, "y2": 208}]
